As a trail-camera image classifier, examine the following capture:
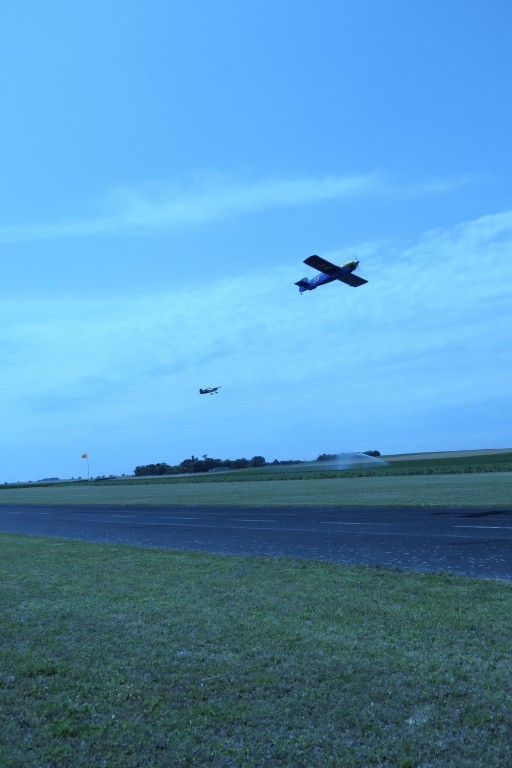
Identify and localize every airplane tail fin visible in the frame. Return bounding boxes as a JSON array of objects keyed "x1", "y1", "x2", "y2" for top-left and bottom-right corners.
[{"x1": 295, "y1": 278, "x2": 309, "y2": 293}]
